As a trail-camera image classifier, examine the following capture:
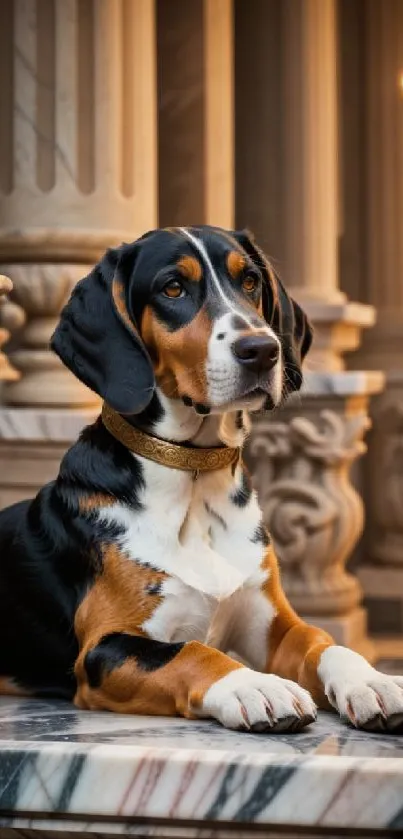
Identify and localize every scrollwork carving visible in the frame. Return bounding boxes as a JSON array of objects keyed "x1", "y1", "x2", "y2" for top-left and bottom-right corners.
[{"x1": 247, "y1": 410, "x2": 369, "y2": 616}]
